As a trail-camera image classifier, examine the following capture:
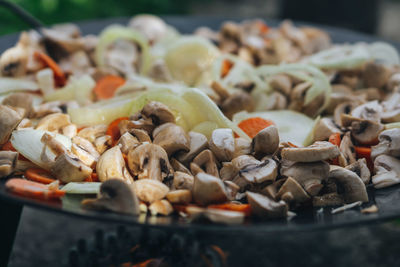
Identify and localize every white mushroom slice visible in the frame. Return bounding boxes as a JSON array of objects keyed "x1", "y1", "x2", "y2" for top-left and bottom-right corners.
[
  {"x1": 62, "y1": 124, "x2": 77, "y2": 138},
  {"x1": 313, "y1": 118, "x2": 342, "y2": 141},
  {"x1": 345, "y1": 158, "x2": 371, "y2": 184},
  {"x1": 220, "y1": 162, "x2": 238, "y2": 181},
  {"x1": 281, "y1": 160, "x2": 329, "y2": 196},
  {"x1": 170, "y1": 158, "x2": 191, "y2": 175},
  {"x1": 134, "y1": 178, "x2": 169, "y2": 203},
  {"x1": 153, "y1": 123, "x2": 190, "y2": 156},
  {"x1": 0, "y1": 151, "x2": 18, "y2": 178},
  {"x1": 192, "y1": 149, "x2": 220, "y2": 178},
  {"x1": 372, "y1": 154, "x2": 400, "y2": 189},
  {"x1": 96, "y1": 146, "x2": 133, "y2": 184},
  {"x1": 72, "y1": 136, "x2": 100, "y2": 159},
  {"x1": 281, "y1": 141, "x2": 340, "y2": 162},
  {"x1": 351, "y1": 120, "x2": 384, "y2": 145},
  {"x1": 127, "y1": 143, "x2": 173, "y2": 181},
  {"x1": 334, "y1": 102, "x2": 357, "y2": 127},
  {"x1": 117, "y1": 132, "x2": 139, "y2": 154},
  {"x1": 78, "y1": 124, "x2": 107, "y2": 143},
  {"x1": 338, "y1": 133, "x2": 356, "y2": 167},
  {"x1": 371, "y1": 128, "x2": 400, "y2": 159},
  {"x1": 209, "y1": 128, "x2": 235, "y2": 162},
  {"x1": 252, "y1": 125, "x2": 279, "y2": 156},
  {"x1": 239, "y1": 158, "x2": 278, "y2": 184},
  {"x1": 276, "y1": 177, "x2": 310, "y2": 204},
  {"x1": 351, "y1": 101, "x2": 382, "y2": 122},
  {"x1": 246, "y1": 191, "x2": 288, "y2": 219},
  {"x1": 82, "y1": 179, "x2": 140, "y2": 215},
  {"x1": 36, "y1": 113, "x2": 71, "y2": 132},
  {"x1": 94, "y1": 135, "x2": 112, "y2": 154},
  {"x1": 141, "y1": 101, "x2": 175, "y2": 125},
  {"x1": 193, "y1": 173, "x2": 228, "y2": 206},
  {"x1": 0, "y1": 105, "x2": 23, "y2": 145},
  {"x1": 149, "y1": 199, "x2": 173, "y2": 216},
  {"x1": 176, "y1": 131, "x2": 208, "y2": 165},
  {"x1": 173, "y1": 171, "x2": 194, "y2": 190},
  {"x1": 328, "y1": 166, "x2": 368, "y2": 203},
  {"x1": 50, "y1": 153, "x2": 92, "y2": 183},
  {"x1": 166, "y1": 189, "x2": 192, "y2": 204}
]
